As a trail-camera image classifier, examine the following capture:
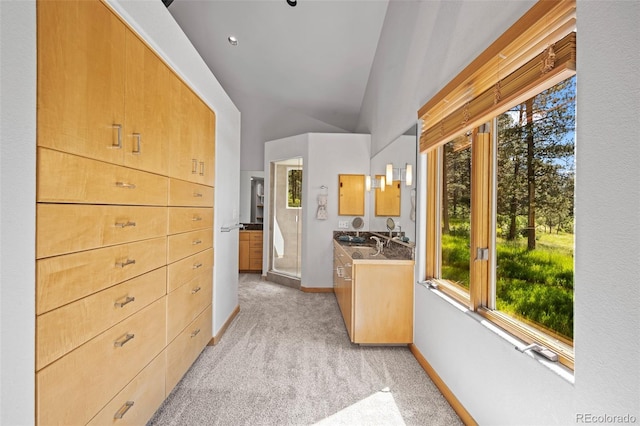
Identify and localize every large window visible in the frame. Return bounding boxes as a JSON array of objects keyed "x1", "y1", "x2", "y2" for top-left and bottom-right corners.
[{"x1": 420, "y1": 0, "x2": 576, "y2": 369}]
